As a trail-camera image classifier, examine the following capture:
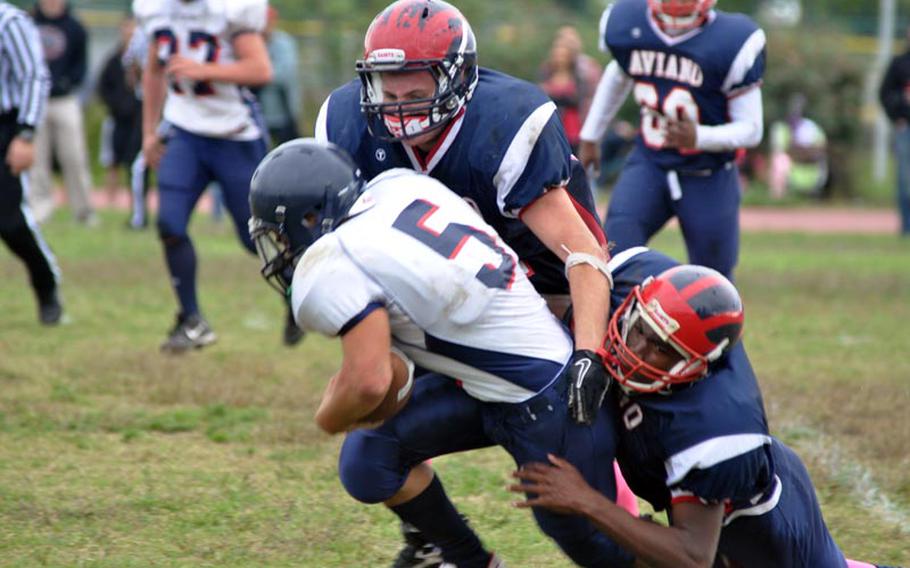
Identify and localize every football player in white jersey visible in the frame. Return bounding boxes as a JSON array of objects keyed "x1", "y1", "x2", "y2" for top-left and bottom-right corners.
[
  {"x1": 133, "y1": 0, "x2": 298, "y2": 352},
  {"x1": 248, "y1": 139, "x2": 635, "y2": 568}
]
